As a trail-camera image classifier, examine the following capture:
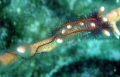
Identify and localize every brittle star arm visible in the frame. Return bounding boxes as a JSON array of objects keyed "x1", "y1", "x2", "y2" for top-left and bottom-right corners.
[{"x1": 0, "y1": 6, "x2": 120, "y2": 68}]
